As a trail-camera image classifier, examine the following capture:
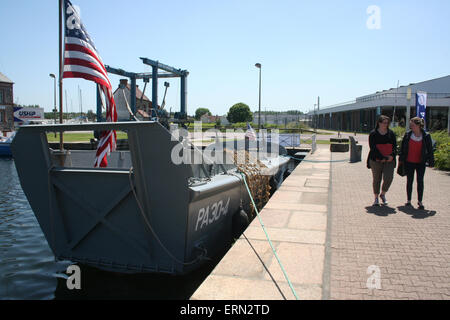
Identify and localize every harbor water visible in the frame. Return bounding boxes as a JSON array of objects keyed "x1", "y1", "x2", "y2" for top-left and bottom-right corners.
[{"x1": 0, "y1": 158, "x2": 227, "y2": 300}]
